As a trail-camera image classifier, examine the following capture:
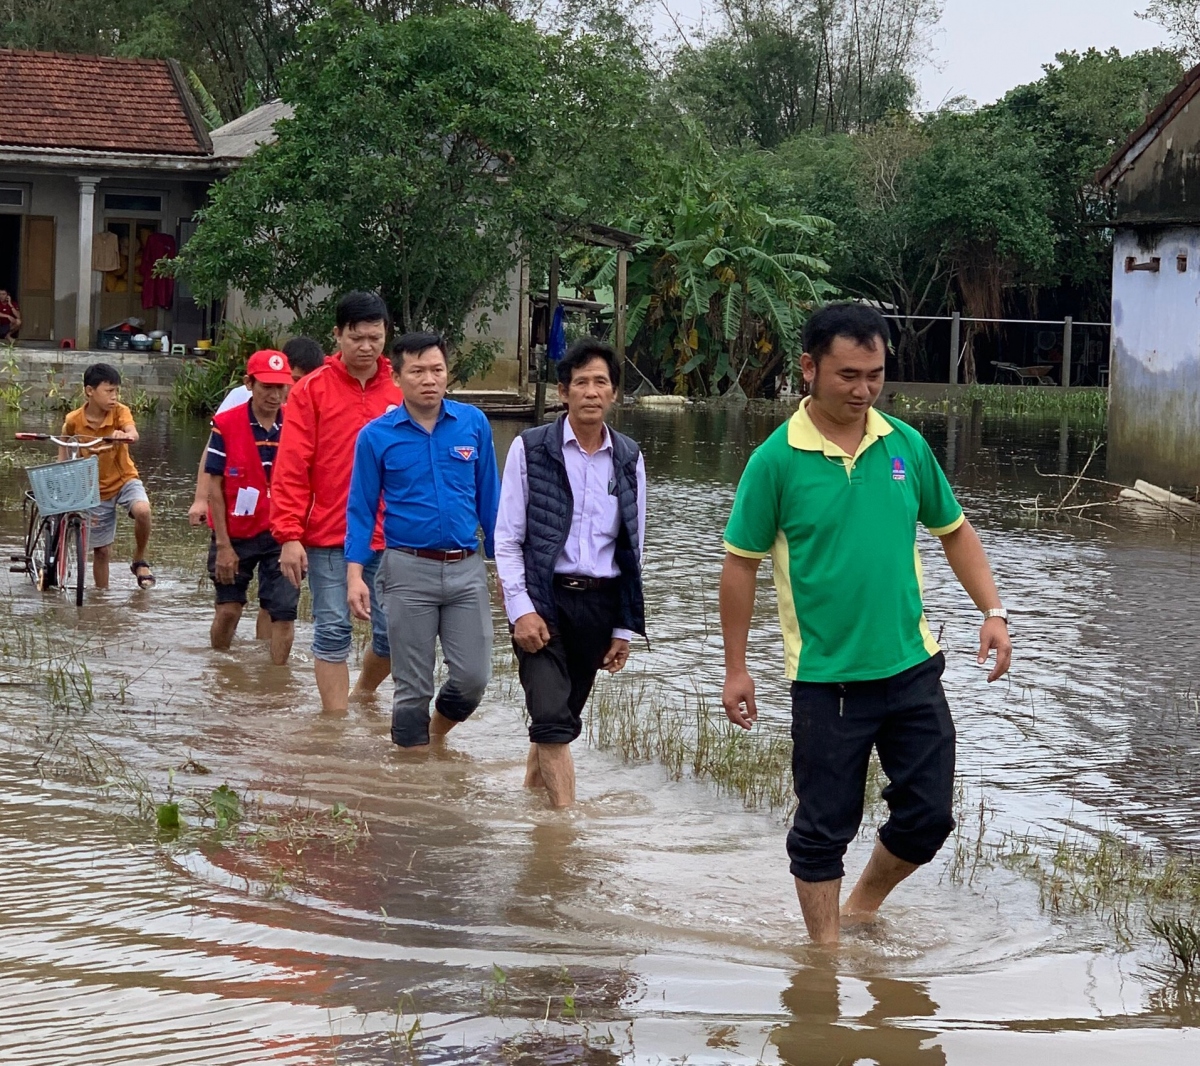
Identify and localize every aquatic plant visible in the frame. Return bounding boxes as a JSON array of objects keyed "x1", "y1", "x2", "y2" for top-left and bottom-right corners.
[
  {"x1": 1149, "y1": 915, "x2": 1200, "y2": 974},
  {"x1": 890, "y1": 384, "x2": 1108, "y2": 420}
]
